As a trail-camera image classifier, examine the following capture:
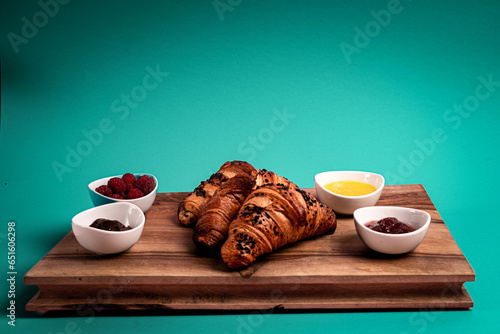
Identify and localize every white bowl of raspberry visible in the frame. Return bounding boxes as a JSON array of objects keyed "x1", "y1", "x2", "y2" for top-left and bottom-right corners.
[{"x1": 88, "y1": 173, "x2": 158, "y2": 213}]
